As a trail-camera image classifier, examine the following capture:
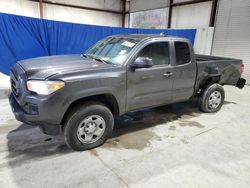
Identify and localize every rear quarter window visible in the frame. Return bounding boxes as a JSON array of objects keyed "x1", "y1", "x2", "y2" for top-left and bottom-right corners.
[{"x1": 175, "y1": 42, "x2": 191, "y2": 65}]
